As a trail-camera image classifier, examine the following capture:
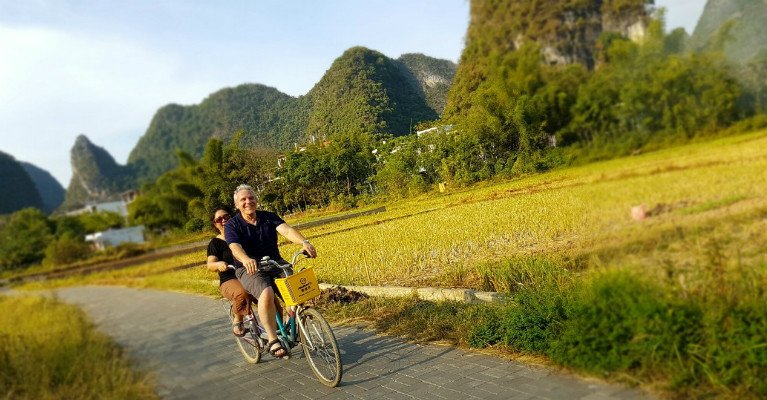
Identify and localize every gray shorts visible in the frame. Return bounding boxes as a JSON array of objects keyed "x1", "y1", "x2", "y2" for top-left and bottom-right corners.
[{"x1": 235, "y1": 267, "x2": 284, "y2": 301}]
